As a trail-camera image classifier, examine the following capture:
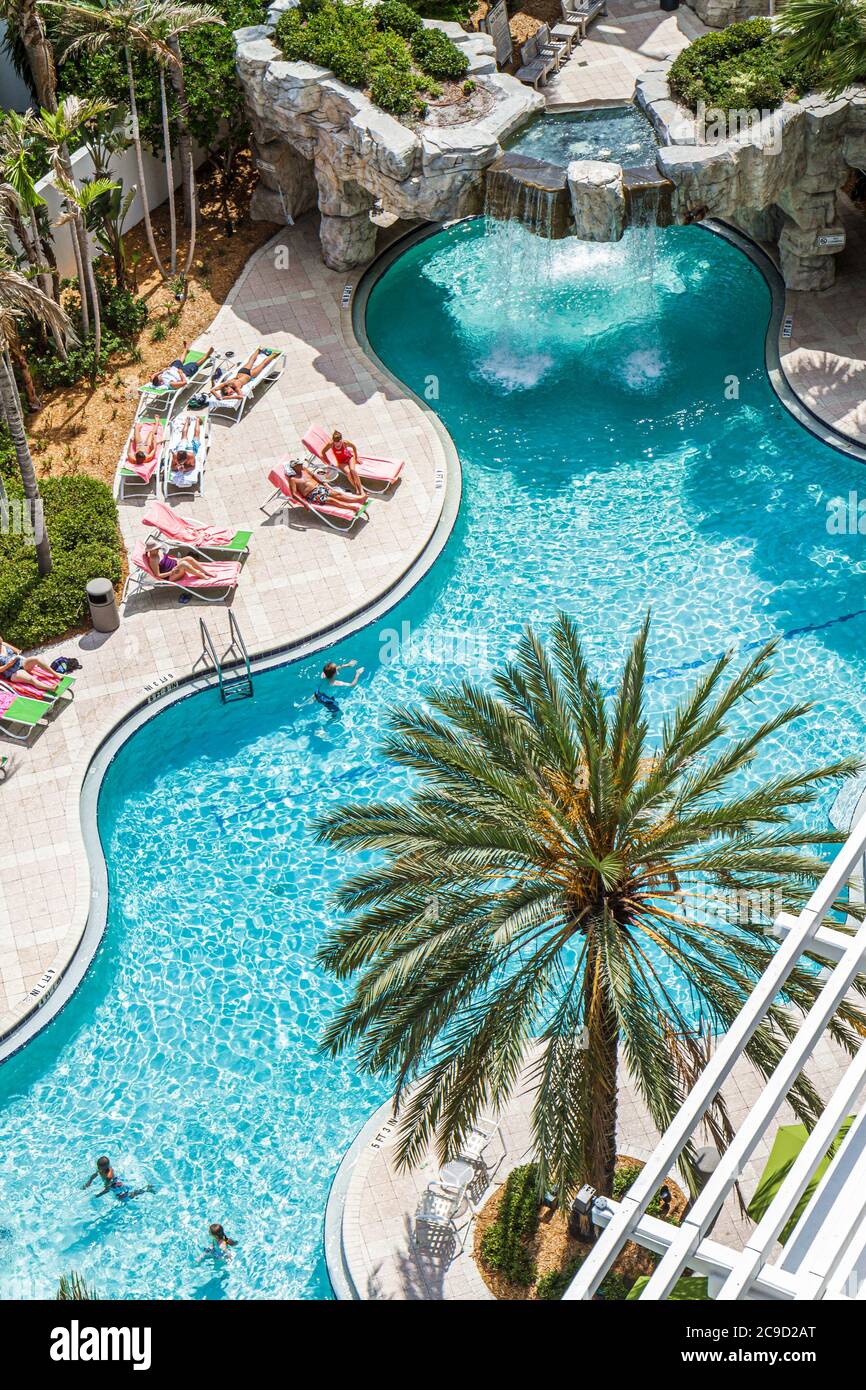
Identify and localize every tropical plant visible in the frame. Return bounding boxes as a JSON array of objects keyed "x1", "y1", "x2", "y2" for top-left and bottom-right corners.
[
  {"x1": 0, "y1": 246, "x2": 71, "y2": 574},
  {"x1": 80, "y1": 114, "x2": 135, "y2": 289},
  {"x1": 317, "y1": 614, "x2": 866, "y2": 1203},
  {"x1": 54, "y1": 172, "x2": 117, "y2": 364},
  {"x1": 44, "y1": 0, "x2": 223, "y2": 280},
  {"x1": 775, "y1": 0, "x2": 866, "y2": 96},
  {"x1": 56, "y1": 1271, "x2": 96, "y2": 1298},
  {"x1": 0, "y1": 0, "x2": 58, "y2": 108}
]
